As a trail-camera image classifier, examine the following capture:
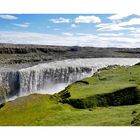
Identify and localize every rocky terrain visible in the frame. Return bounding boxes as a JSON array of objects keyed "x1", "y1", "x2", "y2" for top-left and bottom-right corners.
[{"x1": 0, "y1": 43, "x2": 140, "y2": 66}]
